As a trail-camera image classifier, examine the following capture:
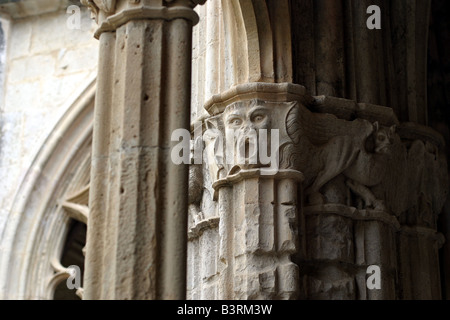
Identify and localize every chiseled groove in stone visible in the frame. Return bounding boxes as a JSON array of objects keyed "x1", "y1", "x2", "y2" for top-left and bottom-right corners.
[
  {"x1": 276, "y1": 179, "x2": 298, "y2": 254},
  {"x1": 229, "y1": 176, "x2": 301, "y2": 300},
  {"x1": 217, "y1": 187, "x2": 234, "y2": 299},
  {"x1": 126, "y1": 21, "x2": 156, "y2": 301},
  {"x1": 251, "y1": 0, "x2": 275, "y2": 83},
  {"x1": 83, "y1": 31, "x2": 115, "y2": 300},
  {"x1": 269, "y1": 0, "x2": 293, "y2": 84},
  {"x1": 139, "y1": 19, "x2": 165, "y2": 300},
  {"x1": 397, "y1": 228, "x2": 443, "y2": 299},
  {"x1": 257, "y1": 178, "x2": 275, "y2": 253},
  {"x1": 108, "y1": 23, "x2": 129, "y2": 299},
  {"x1": 112, "y1": 20, "x2": 165, "y2": 300}
]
